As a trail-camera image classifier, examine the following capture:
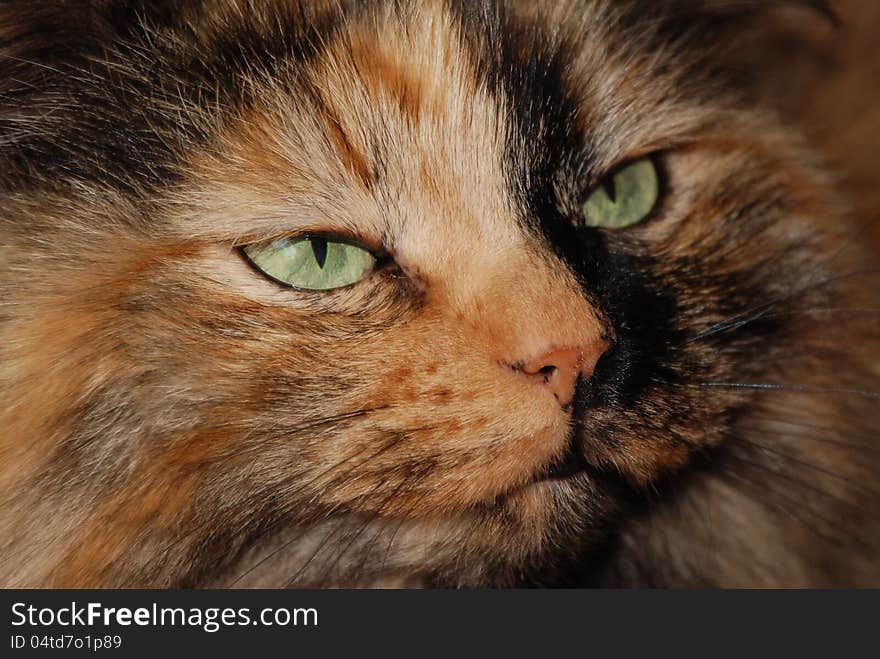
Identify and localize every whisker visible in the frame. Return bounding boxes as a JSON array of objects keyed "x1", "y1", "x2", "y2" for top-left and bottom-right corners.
[
  {"x1": 687, "y1": 267, "x2": 880, "y2": 344},
  {"x1": 734, "y1": 423, "x2": 880, "y2": 455},
  {"x1": 142, "y1": 408, "x2": 396, "y2": 585},
  {"x1": 177, "y1": 405, "x2": 395, "y2": 465},
  {"x1": 698, "y1": 382, "x2": 880, "y2": 400},
  {"x1": 721, "y1": 469, "x2": 855, "y2": 550},
  {"x1": 283, "y1": 517, "x2": 356, "y2": 588},
  {"x1": 735, "y1": 436, "x2": 880, "y2": 498},
  {"x1": 285, "y1": 476, "x2": 409, "y2": 588},
  {"x1": 228, "y1": 422, "x2": 442, "y2": 587},
  {"x1": 723, "y1": 451, "x2": 865, "y2": 514},
  {"x1": 375, "y1": 487, "x2": 437, "y2": 583},
  {"x1": 745, "y1": 414, "x2": 880, "y2": 447},
  {"x1": 771, "y1": 307, "x2": 880, "y2": 317},
  {"x1": 314, "y1": 477, "x2": 417, "y2": 587},
  {"x1": 226, "y1": 435, "x2": 404, "y2": 587}
]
